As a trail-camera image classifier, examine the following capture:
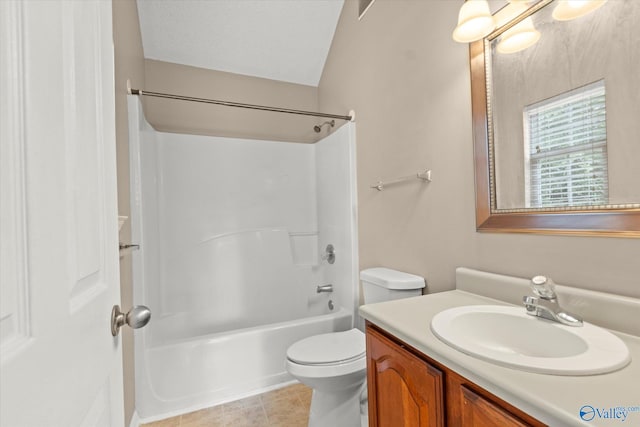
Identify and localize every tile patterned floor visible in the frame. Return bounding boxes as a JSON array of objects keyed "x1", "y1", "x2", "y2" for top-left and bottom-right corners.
[{"x1": 141, "y1": 383, "x2": 312, "y2": 427}]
